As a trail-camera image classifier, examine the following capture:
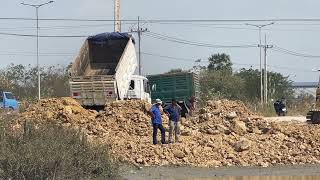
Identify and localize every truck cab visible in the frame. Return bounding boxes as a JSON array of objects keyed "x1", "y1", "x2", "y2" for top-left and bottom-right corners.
[
  {"x1": 125, "y1": 75, "x2": 151, "y2": 103},
  {"x1": 0, "y1": 91, "x2": 19, "y2": 111}
]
